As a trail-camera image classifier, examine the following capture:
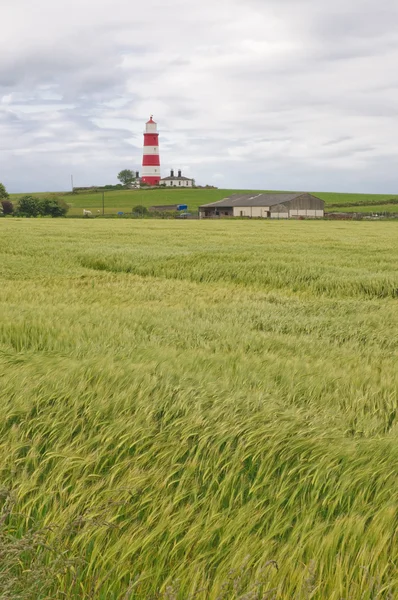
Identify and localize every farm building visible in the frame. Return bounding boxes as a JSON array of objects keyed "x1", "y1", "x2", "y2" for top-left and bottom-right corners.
[
  {"x1": 199, "y1": 193, "x2": 325, "y2": 219},
  {"x1": 161, "y1": 169, "x2": 194, "y2": 187}
]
